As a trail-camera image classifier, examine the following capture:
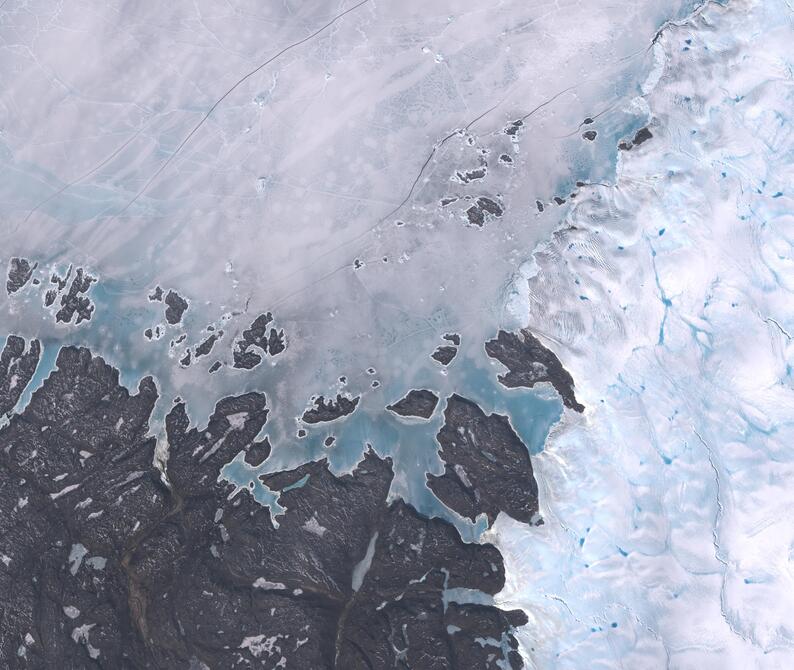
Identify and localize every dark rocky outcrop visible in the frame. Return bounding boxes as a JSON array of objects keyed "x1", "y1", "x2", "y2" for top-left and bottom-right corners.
[
  {"x1": 336, "y1": 499, "x2": 525, "y2": 669},
  {"x1": 428, "y1": 394, "x2": 539, "y2": 525},
  {"x1": 194, "y1": 331, "x2": 222, "y2": 358},
  {"x1": 485, "y1": 329, "x2": 584, "y2": 412},
  {"x1": 504, "y1": 119, "x2": 524, "y2": 136},
  {"x1": 0, "y1": 347, "x2": 166, "y2": 667},
  {"x1": 431, "y1": 344, "x2": 458, "y2": 366},
  {"x1": 386, "y1": 389, "x2": 439, "y2": 419},
  {"x1": 0, "y1": 335, "x2": 40, "y2": 415},
  {"x1": 466, "y1": 196, "x2": 504, "y2": 227},
  {"x1": 302, "y1": 394, "x2": 360, "y2": 424},
  {"x1": 0, "y1": 345, "x2": 528, "y2": 668},
  {"x1": 54, "y1": 267, "x2": 96, "y2": 324},
  {"x1": 232, "y1": 312, "x2": 286, "y2": 369},
  {"x1": 6, "y1": 257, "x2": 36, "y2": 295},
  {"x1": 618, "y1": 126, "x2": 653, "y2": 151},
  {"x1": 164, "y1": 290, "x2": 188, "y2": 325}
]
